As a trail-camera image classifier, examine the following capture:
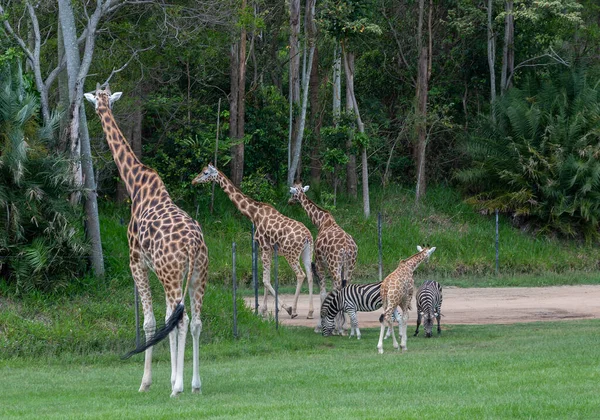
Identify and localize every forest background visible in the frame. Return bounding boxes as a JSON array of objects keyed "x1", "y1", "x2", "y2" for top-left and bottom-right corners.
[{"x1": 2, "y1": 0, "x2": 600, "y2": 293}]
